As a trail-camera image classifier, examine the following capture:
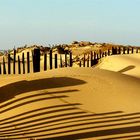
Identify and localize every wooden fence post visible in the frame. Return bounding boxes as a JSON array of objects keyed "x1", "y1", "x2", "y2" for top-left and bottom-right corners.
[
  {"x1": 27, "y1": 52, "x2": 30, "y2": 73},
  {"x1": 44, "y1": 53, "x2": 47, "y2": 71},
  {"x1": 127, "y1": 47, "x2": 129, "y2": 54},
  {"x1": 60, "y1": 54, "x2": 63, "y2": 68},
  {"x1": 136, "y1": 48, "x2": 138, "y2": 53},
  {"x1": 69, "y1": 52, "x2": 72, "y2": 67},
  {"x1": 55, "y1": 54, "x2": 57, "y2": 69},
  {"x1": 8, "y1": 54, "x2": 11, "y2": 74},
  {"x1": 22, "y1": 53, "x2": 25, "y2": 74},
  {"x1": 3, "y1": 57, "x2": 6, "y2": 74},
  {"x1": 18, "y1": 56, "x2": 21, "y2": 74},
  {"x1": 79, "y1": 61, "x2": 81, "y2": 67},
  {"x1": 0, "y1": 63, "x2": 1, "y2": 74},
  {"x1": 87, "y1": 54, "x2": 89, "y2": 67},
  {"x1": 65, "y1": 53, "x2": 67, "y2": 67},
  {"x1": 99, "y1": 50, "x2": 102, "y2": 58},
  {"x1": 105, "y1": 51, "x2": 107, "y2": 57},
  {"x1": 108, "y1": 49, "x2": 110, "y2": 56},
  {"x1": 13, "y1": 49, "x2": 16, "y2": 74},
  {"x1": 33, "y1": 49, "x2": 40, "y2": 72},
  {"x1": 123, "y1": 47, "x2": 126, "y2": 54},
  {"x1": 90, "y1": 51, "x2": 93, "y2": 67},
  {"x1": 132, "y1": 47, "x2": 134, "y2": 54},
  {"x1": 118, "y1": 47, "x2": 121, "y2": 54},
  {"x1": 49, "y1": 49, "x2": 52, "y2": 70}
]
